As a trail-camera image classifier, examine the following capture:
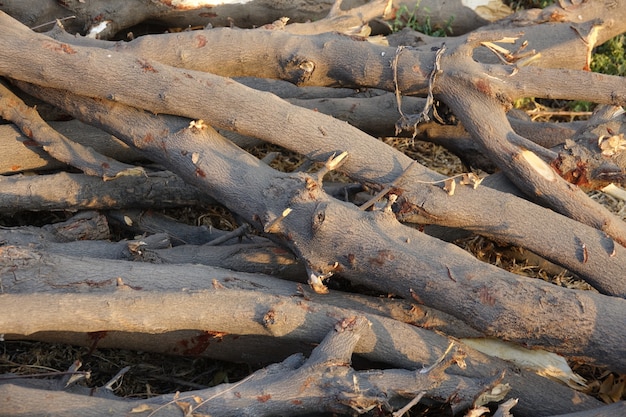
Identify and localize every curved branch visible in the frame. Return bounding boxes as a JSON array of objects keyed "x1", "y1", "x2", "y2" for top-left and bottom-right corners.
[
  {"x1": 0, "y1": 81, "x2": 136, "y2": 179},
  {"x1": 435, "y1": 34, "x2": 626, "y2": 247}
]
